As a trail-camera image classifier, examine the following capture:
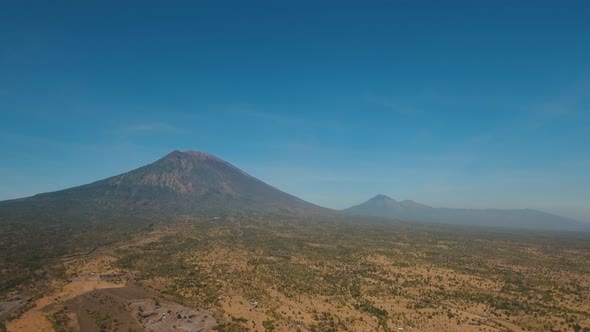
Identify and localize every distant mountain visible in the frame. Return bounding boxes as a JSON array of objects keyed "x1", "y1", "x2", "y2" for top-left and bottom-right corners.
[
  {"x1": 0, "y1": 150, "x2": 328, "y2": 221},
  {"x1": 2, "y1": 152, "x2": 586, "y2": 232},
  {"x1": 345, "y1": 194, "x2": 589, "y2": 232}
]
